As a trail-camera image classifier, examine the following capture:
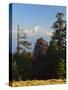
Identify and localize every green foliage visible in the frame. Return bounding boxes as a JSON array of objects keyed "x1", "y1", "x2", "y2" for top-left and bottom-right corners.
[
  {"x1": 19, "y1": 40, "x2": 32, "y2": 49},
  {"x1": 12, "y1": 58, "x2": 19, "y2": 80},
  {"x1": 11, "y1": 12, "x2": 66, "y2": 81},
  {"x1": 52, "y1": 12, "x2": 66, "y2": 59},
  {"x1": 12, "y1": 52, "x2": 32, "y2": 80},
  {"x1": 46, "y1": 12, "x2": 66, "y2": 79},
  {"x1": 57, "y1": 58, "x2": 65, "y2": 79},
  {"x1": 17, "y1": 29, "x2": 32, "y2": 53}
]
